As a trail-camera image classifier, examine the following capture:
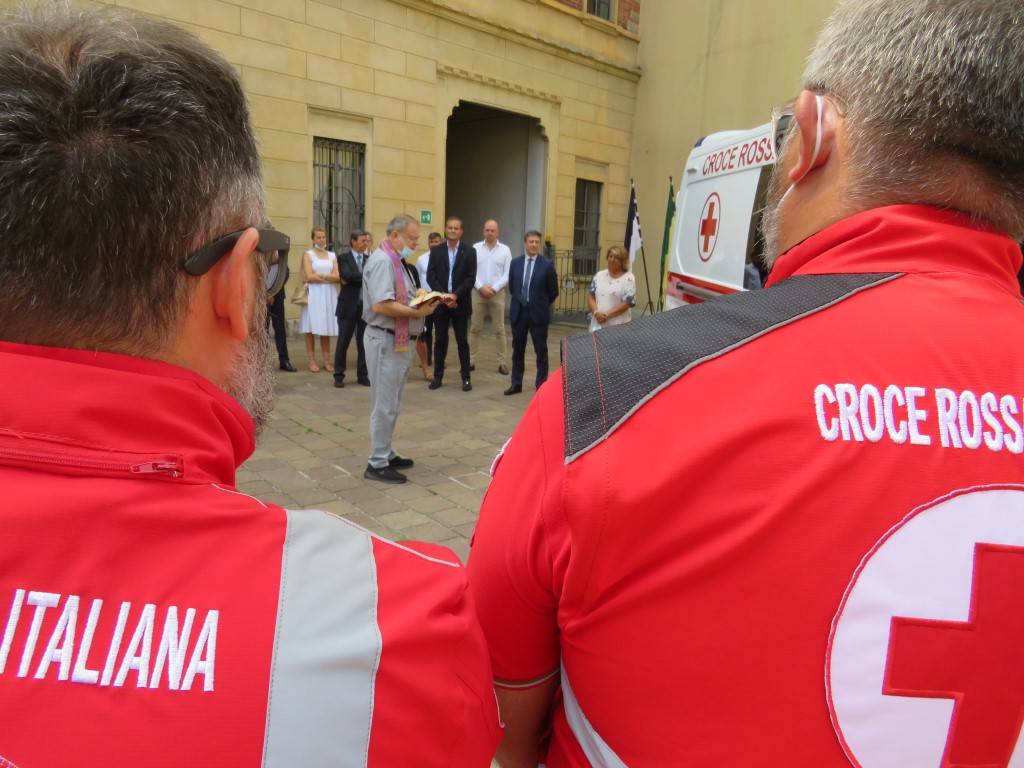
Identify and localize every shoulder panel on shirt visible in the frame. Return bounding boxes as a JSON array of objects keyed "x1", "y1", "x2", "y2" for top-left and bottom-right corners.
[{"x1": 561, "y1": 272, "x2": 900, "y2": 463}]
